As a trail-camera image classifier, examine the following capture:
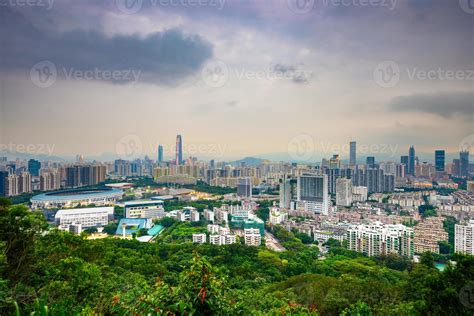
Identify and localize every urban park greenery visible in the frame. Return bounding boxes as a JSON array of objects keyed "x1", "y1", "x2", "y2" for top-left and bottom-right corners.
[{"x1": 0, "y1": 198, "x2": 473, "y2": 315}]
